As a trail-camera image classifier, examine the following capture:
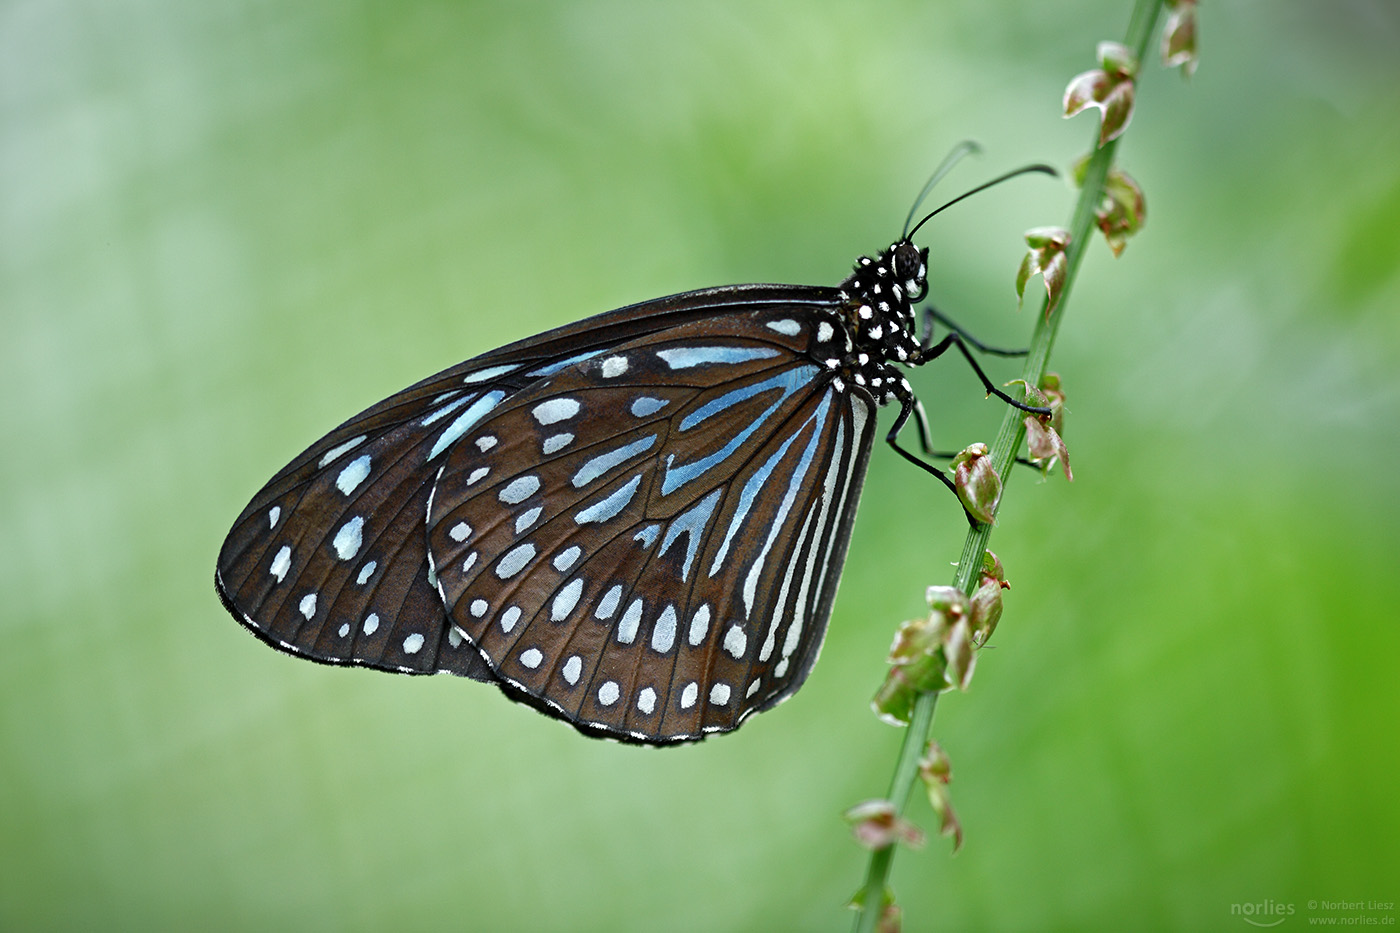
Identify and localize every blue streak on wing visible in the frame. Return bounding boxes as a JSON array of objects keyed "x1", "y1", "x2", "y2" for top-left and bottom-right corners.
[
  {"x1": 526, "y1": 349, "x2": 606, "y2": 377},
  {"x1": 631, "y1": 397, "x2": 669, "y2": 417},
  {"x1": 571, "y1": 435, "x2": 658, "y2": 488},
  {"x1": 575, "y1": 474, "x2": 643, "y2": 524},
  {"x1": 741, "y1": 390, "x2": 832, "y2": 616},
  {"x1": 658, "y1": 488, "x2": 723, "y2": 583},
  {"x1": 420, "y1": 391, "x2": 476, "y2": 426},
  {"x1": 661, "y1": 365, "x2": 819, "y2": 495},
  {"x1": 656, "y1": 346, "x2": 781, "y2": 370},
  {"x1": 462, "y1": 363, "x2": 522, "y2": 384},
  {"x1": 680, "y1": 371, "x2": 810, "y2": 432},
  {"x1": 708, "y1": 415, "x2": 806, "y2": 577},
  {"x1": 429, "y1": 390, "x2": 505, "y2": 459}
]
